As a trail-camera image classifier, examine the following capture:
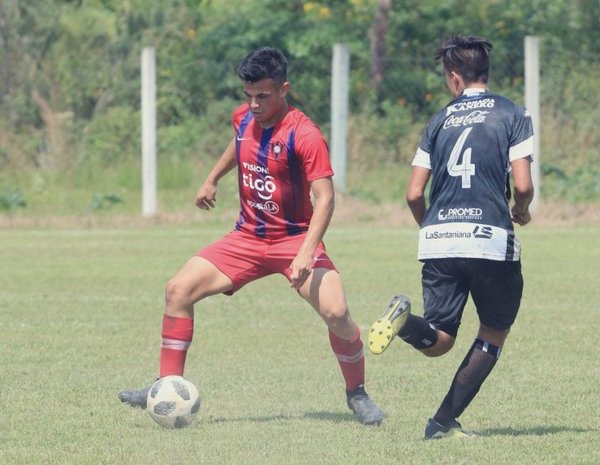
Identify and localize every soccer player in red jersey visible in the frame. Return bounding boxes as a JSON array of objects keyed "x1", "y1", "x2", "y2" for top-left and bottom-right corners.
[{"x1": 118, "y1": 47, "x2": 383, "y2": 425}]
